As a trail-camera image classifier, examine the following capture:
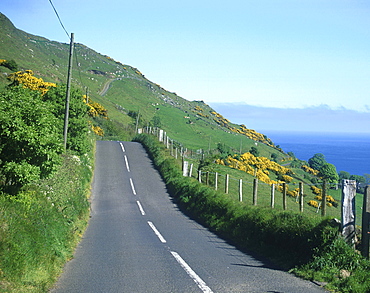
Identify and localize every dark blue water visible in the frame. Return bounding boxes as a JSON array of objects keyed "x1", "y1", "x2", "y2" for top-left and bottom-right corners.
[{"x1": 264, "y1": 131, "x2": 370, "y2": 176}]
